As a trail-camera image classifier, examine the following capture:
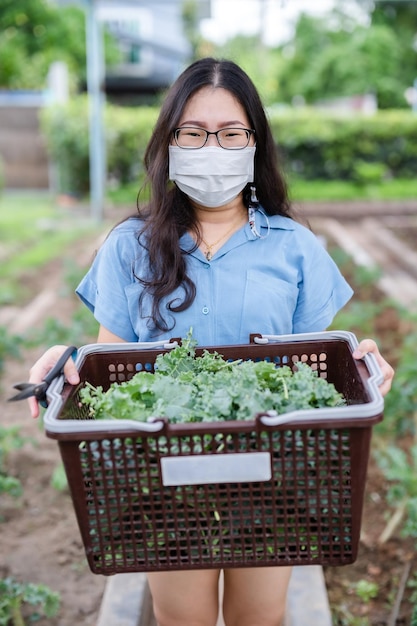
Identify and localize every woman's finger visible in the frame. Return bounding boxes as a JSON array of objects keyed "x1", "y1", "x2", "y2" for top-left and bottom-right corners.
[
  {"x1": 28, "y1": 345, "x2": 80, "y2": 418},
  {"x1": 353, "y1": 339, "x2": 394, "y2": 397}
]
